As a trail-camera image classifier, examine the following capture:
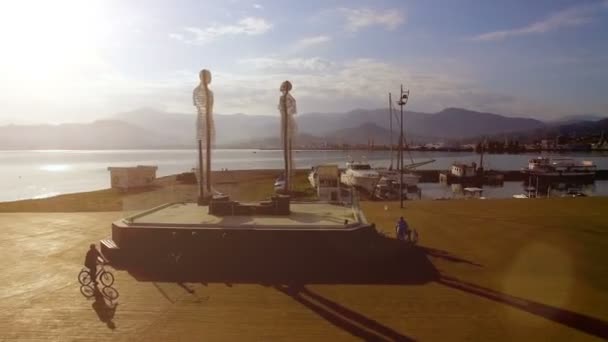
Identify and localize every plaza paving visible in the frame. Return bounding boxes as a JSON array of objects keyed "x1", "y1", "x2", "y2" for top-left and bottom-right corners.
[{"x1": 1, "y1": 199, "x2": 607, "y2": 341}]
